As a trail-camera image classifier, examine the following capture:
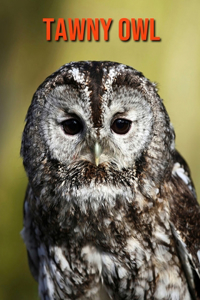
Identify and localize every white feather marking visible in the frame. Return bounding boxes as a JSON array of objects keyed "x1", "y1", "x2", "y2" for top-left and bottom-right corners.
[
  {"x1": 68, "y1": 67, "x2": 91, "y2": 98},
  {"x1": 101, "y1": 253, "x2": 117, "y2": 279},
  {"x1": 81, "y1": 245, "x2": 102, "y2": 275},
  {"x1": 69, "y1": 67, "x2": 85, "y2": 84},
  {"x1": 135, "y1": 285, "x2": 145, "y2": 299},
  {"x1": 103, "y1": 64, "x2": 126, "y2": 93},
  {"x1": 172, "y1": 163, "x2": 191, "y2": 185},
  {"x1": 68, "y1": 183, "x2": 135, "y2": 214},
  {"x1": 170, "y1": 289, "x2": 183, "y2": 300},
  {"x1": 155, "y1": 245, "x2": 172, "y2": 262},
  {"x1": 117, "y1": 267, "x2": 128, "y2": 279},
  {"x1": 153, "y1": 283, "x2": 167, "y2": 299},
  {"x1": 197, "y1": 250, "x2": 200, "y2": 263},
  {"x1": 125, "y1": 237, "x2": 150, "y2": 268},
  {"x1": 153, "y1": 228, "x2": 170, "y2": 245},
  {"x1": 53, "y1": 246, "x2": 71, "y2": 272}
]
